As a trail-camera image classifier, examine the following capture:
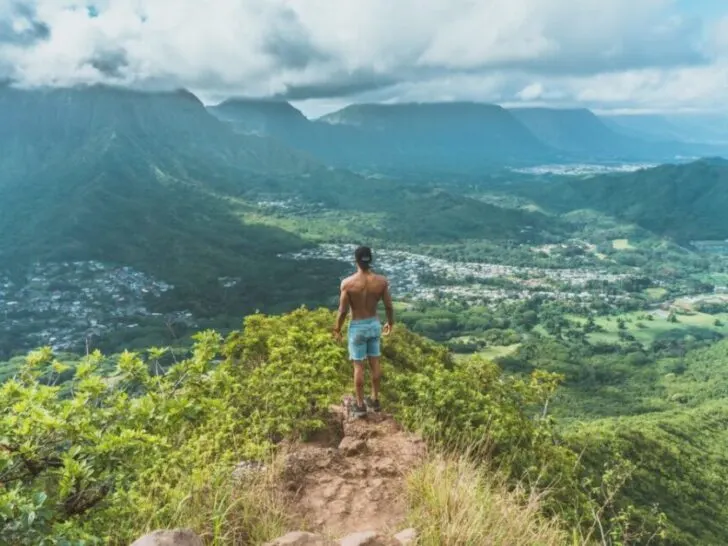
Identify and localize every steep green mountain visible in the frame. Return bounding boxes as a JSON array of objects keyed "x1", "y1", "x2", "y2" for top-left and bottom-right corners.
[
  {"x1": 520, "y1": 158, "x2": 728, "y2": 241},
  {"x1": 207, "y1": 97, "x2": 311, "y2": 137},
  {"x1": 568, "y1": 401, "x2": 728, "y2": 546},
  {"x1": 0, "y1": 84, "x2": 319, "y2": 184},
  {"x1": 208, "y1": 98, "x2": 372, "y2": 173},
  {"x1": 318, "y1": 102, "x2": 558, "y2": 171},
  {"x1": 211, "y1": 99, "x2": 560, "y2": 173},
  {"x1": 211, "y1": 99, "x2": 721, "y2": 173},
  {"x1": 0, "y1": 85, "x2": 344, "y2": 317},
  {"x1": 509, "y1": 107, "x2": 661, "y2": 160}
]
